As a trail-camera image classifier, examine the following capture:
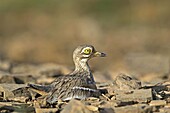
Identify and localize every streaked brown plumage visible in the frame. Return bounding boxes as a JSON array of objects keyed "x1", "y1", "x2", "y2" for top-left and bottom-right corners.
[{"x1": 28, "y1": 45, "x2": 106, "y2": 104}]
